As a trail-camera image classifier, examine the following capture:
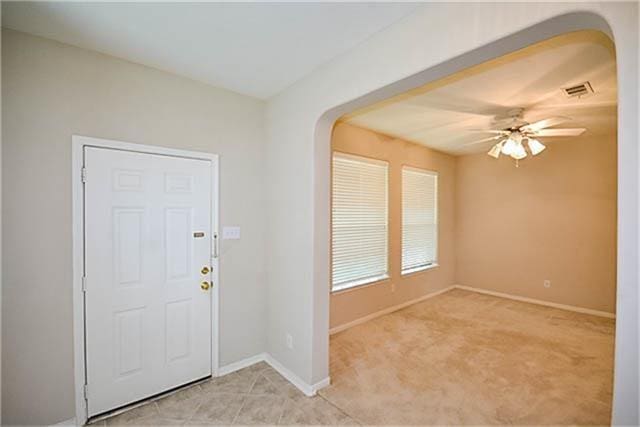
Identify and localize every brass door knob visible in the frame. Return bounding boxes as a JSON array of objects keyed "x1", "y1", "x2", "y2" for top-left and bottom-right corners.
[
  {"x1": 200, "y1": 281, "x2": 211, "y2": 291},
  {"x1": 201, "y1": 266, "x2": 211, "y2": 275}
]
